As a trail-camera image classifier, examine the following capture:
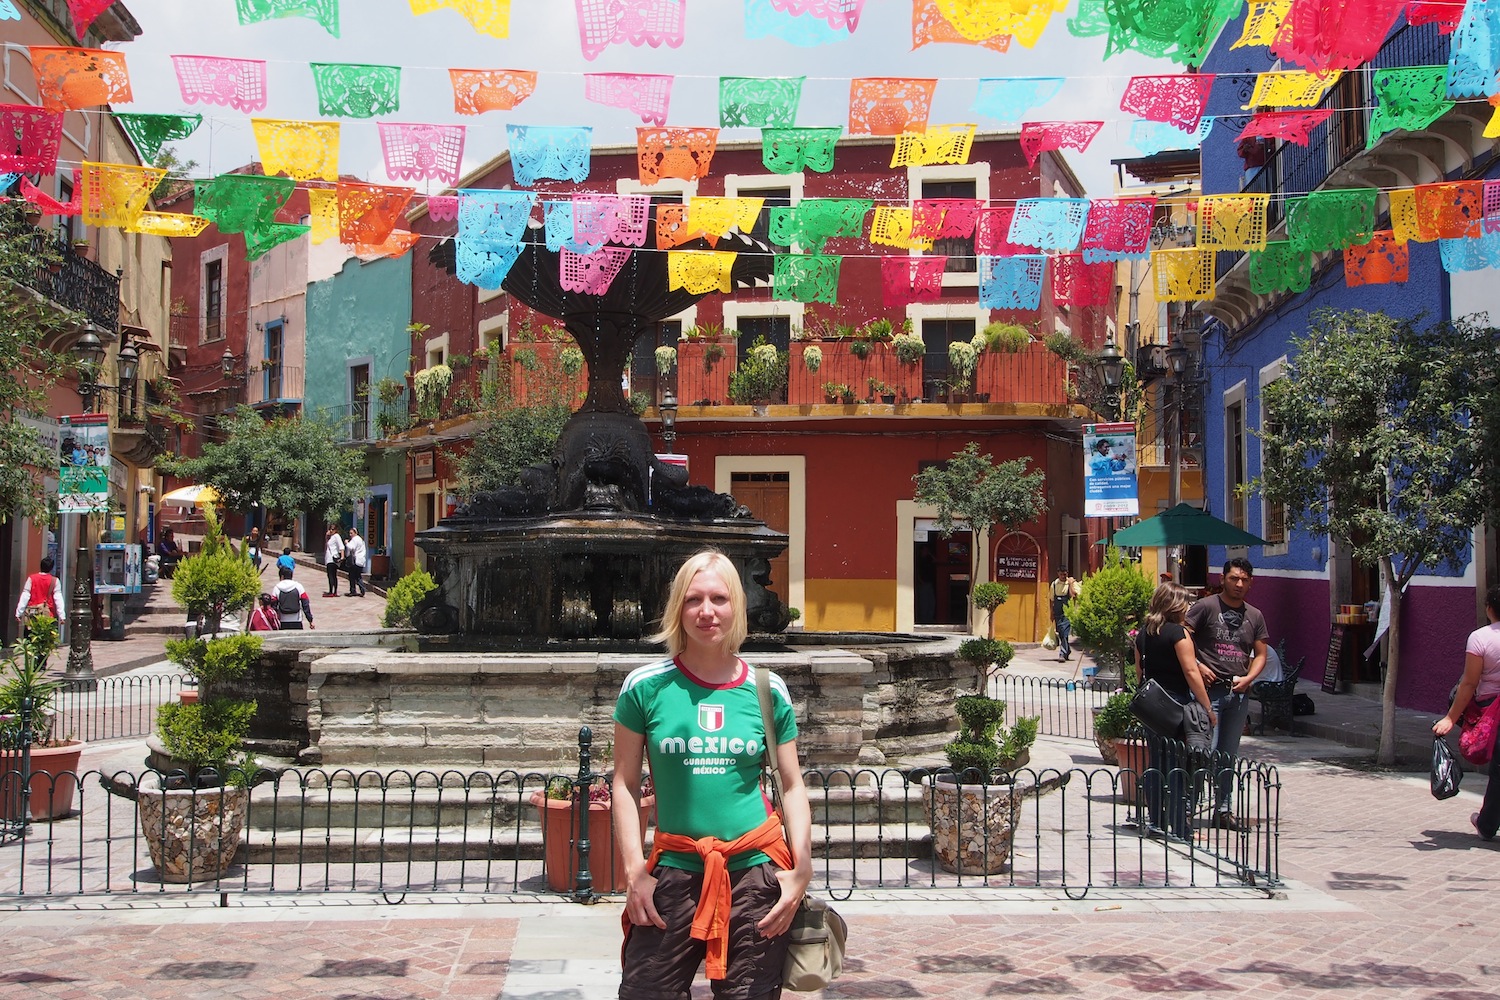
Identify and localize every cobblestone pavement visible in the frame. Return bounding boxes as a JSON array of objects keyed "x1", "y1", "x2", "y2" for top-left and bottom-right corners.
[{"x1": 4, "y1": 741, "x2": 1498, "y2": 999}]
